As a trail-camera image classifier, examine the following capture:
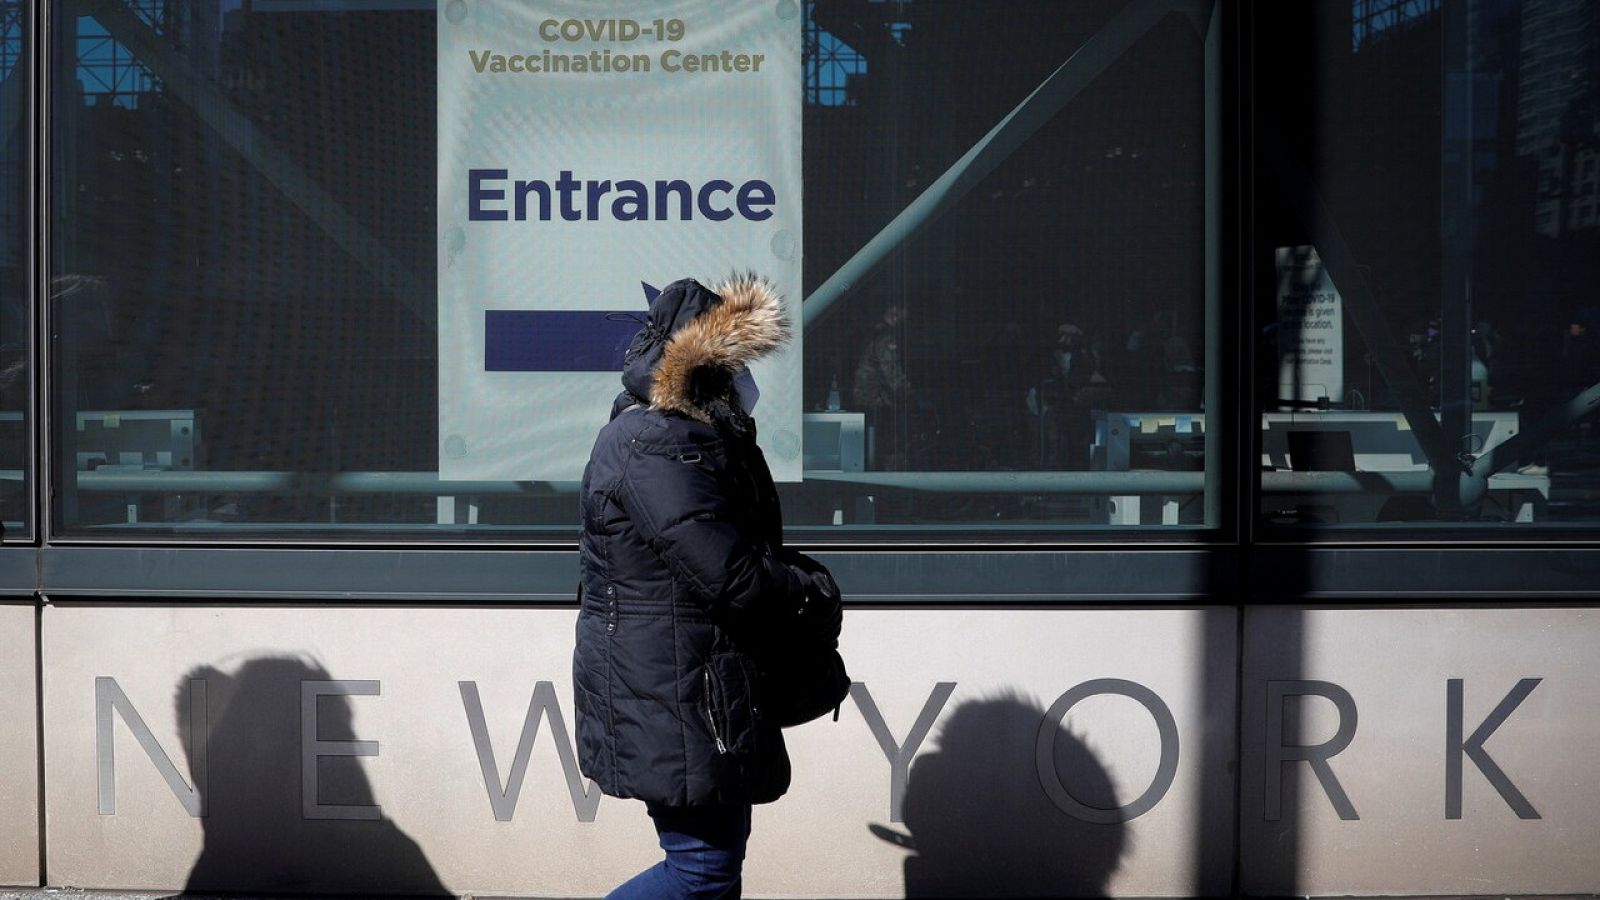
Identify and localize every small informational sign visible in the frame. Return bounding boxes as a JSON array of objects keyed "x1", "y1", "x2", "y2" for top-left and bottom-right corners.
[
  {"x1": 438, "y1": 0, "x2": 803, "y2": 481},
  {"x1": 1275, "y1": 245, "x2": 1344, "y2": 406}
]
